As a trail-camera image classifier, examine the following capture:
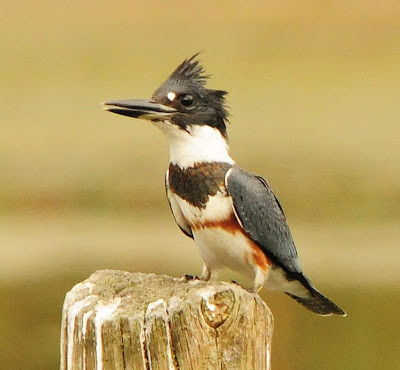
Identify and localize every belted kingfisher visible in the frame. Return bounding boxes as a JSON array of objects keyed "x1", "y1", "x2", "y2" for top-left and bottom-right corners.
[{"x1": 103, "y1": 54, "x2": 346, "y2": 316}]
